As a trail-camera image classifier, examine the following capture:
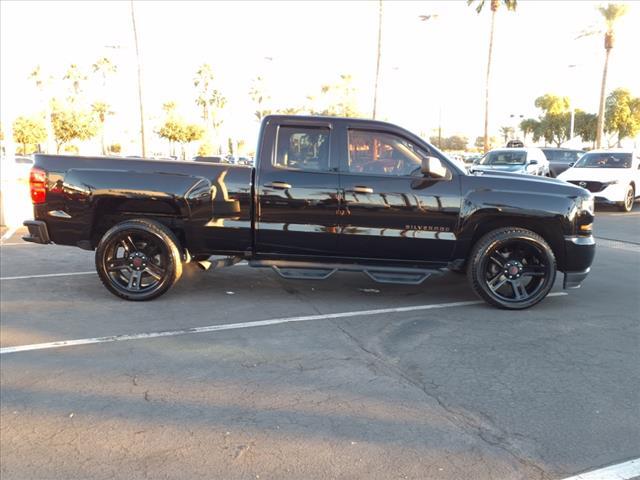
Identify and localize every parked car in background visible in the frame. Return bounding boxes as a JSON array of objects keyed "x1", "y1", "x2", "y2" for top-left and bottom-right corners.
[
  {"x1": 464, "y1": 155, "x2": 481, "y2": 165},
  {"x1": 469, "y1": 148, "x2": 550, "y2": 176},
  {"x1": 541, "y1": 148, "x2": 584, "y2": 177},
  {"x1": 558, "y1": 149, "x2": 639, "y2": 212},
  {"x1": 192, "y1": 155, "x2": 224, "y2": 164}
]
